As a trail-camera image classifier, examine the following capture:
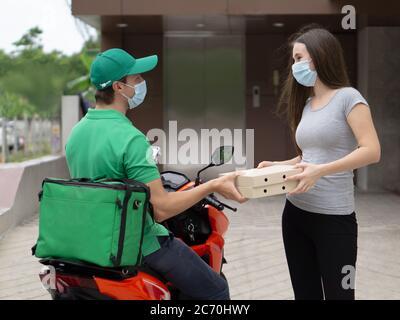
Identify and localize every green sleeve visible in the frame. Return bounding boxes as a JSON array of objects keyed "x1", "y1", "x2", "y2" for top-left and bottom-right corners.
[{"x1": 123, "y1": 134, "x2": 161, "y2": 184}]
